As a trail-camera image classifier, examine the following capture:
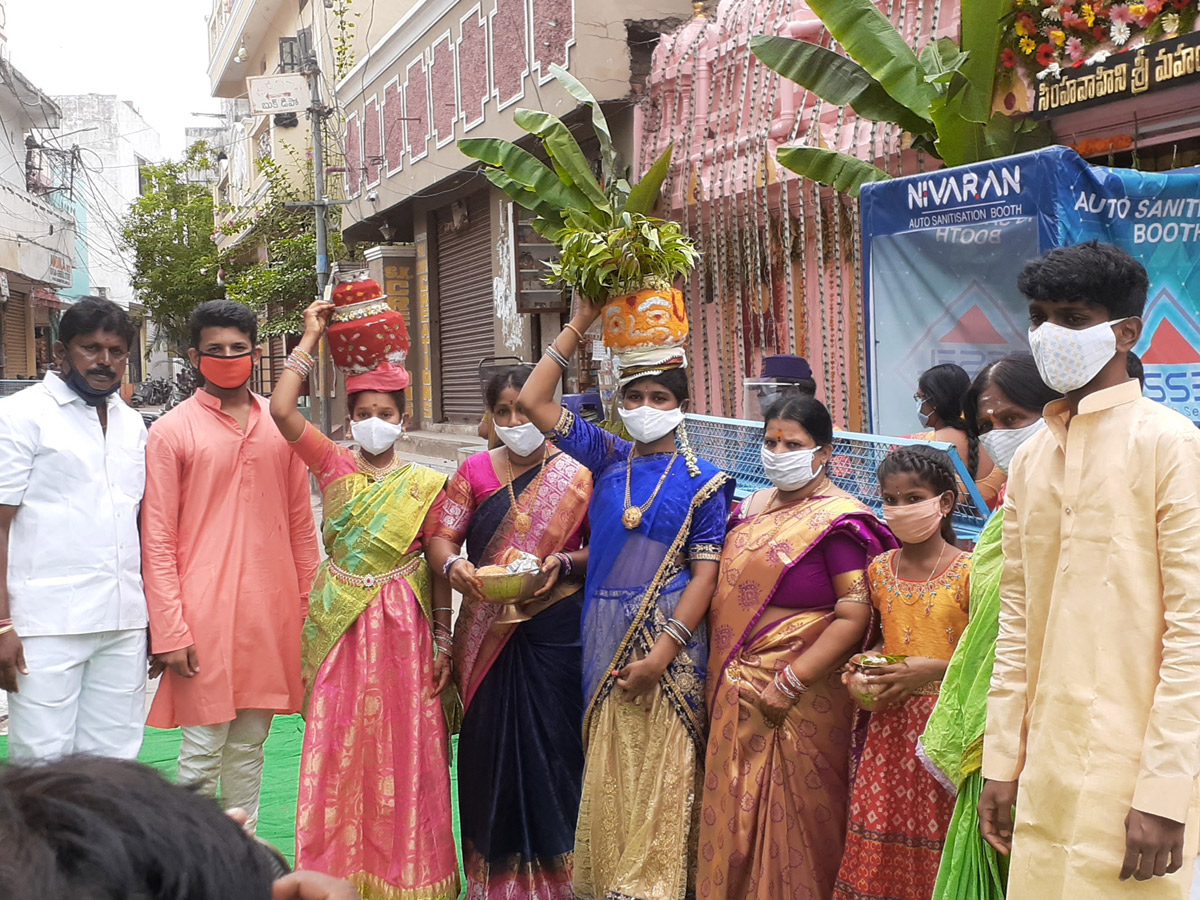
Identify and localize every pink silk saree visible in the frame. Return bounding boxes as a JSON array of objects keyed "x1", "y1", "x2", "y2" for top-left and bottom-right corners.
[{"x1": 292, "y1": 424, "x2": 459, "y2": 900}]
